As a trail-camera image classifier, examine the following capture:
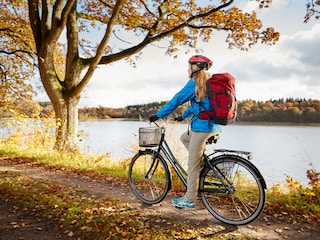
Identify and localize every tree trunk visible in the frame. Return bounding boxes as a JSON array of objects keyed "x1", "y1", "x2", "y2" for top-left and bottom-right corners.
[
  {"x1": 54, "y1": 95, "x2": 79, "y2": 151},
  {"x1": 38, "y1": 43, "x2": 81, "y2": 151},
  {"x1": 40, "y1": 72, "x2": 81, "y2": 151}
]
